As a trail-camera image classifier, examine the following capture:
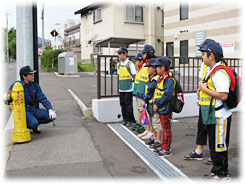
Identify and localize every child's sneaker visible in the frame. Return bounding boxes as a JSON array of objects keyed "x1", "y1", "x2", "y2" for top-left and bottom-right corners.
[
  {"x1": 184, "y1": 151, "x2": 203, "y2": 160},
  {"x1": 138, "y1": 131, "x2": 148, "y2": 138},
  {"x1": 141, "y1": 132, "x2": 153, "y2": 140},
  {"x1": 158, "y1": 150, "x2": 173, "y2": 157},
  {"x1": 131, "y1": 123, "x2": 141, "y2": 131},
  {"x1": 204, "y1": 158, "x2": 213, "y2": 165},
  {"x1": 150, "y1": 141, "x2": 161, "y2": 149},
  {"x1": 204, "y1": 173, "x2": 231, "y2": 181},
  {"x1": 221, "y1": 175, "x2": 231, "y2": 181},
  {"x1": 126, "y1": 122, "x2": 135, "y2": 127},
  {"x1": 136, "y1": 126, "x2": 145, "y2": 134},
  {"x1": 145, "y1": 138, "x2": 155, "y2": 145},
  {"x1": 203, "y1": 173, "x2": 220, "y2": 180},
  {"x1": 153, "y1": 147, "x2": 162, "y2": 153}
]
